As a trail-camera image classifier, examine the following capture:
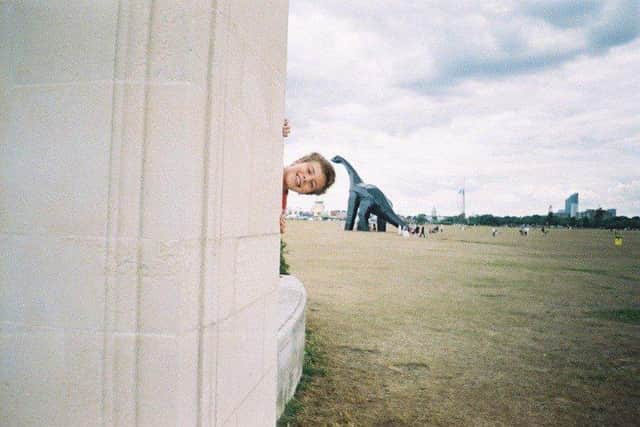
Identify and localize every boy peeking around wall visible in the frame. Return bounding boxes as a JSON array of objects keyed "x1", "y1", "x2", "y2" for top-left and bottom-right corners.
[{"x1": 281, "y1": 119, "x2": 336, "y2": 233}]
